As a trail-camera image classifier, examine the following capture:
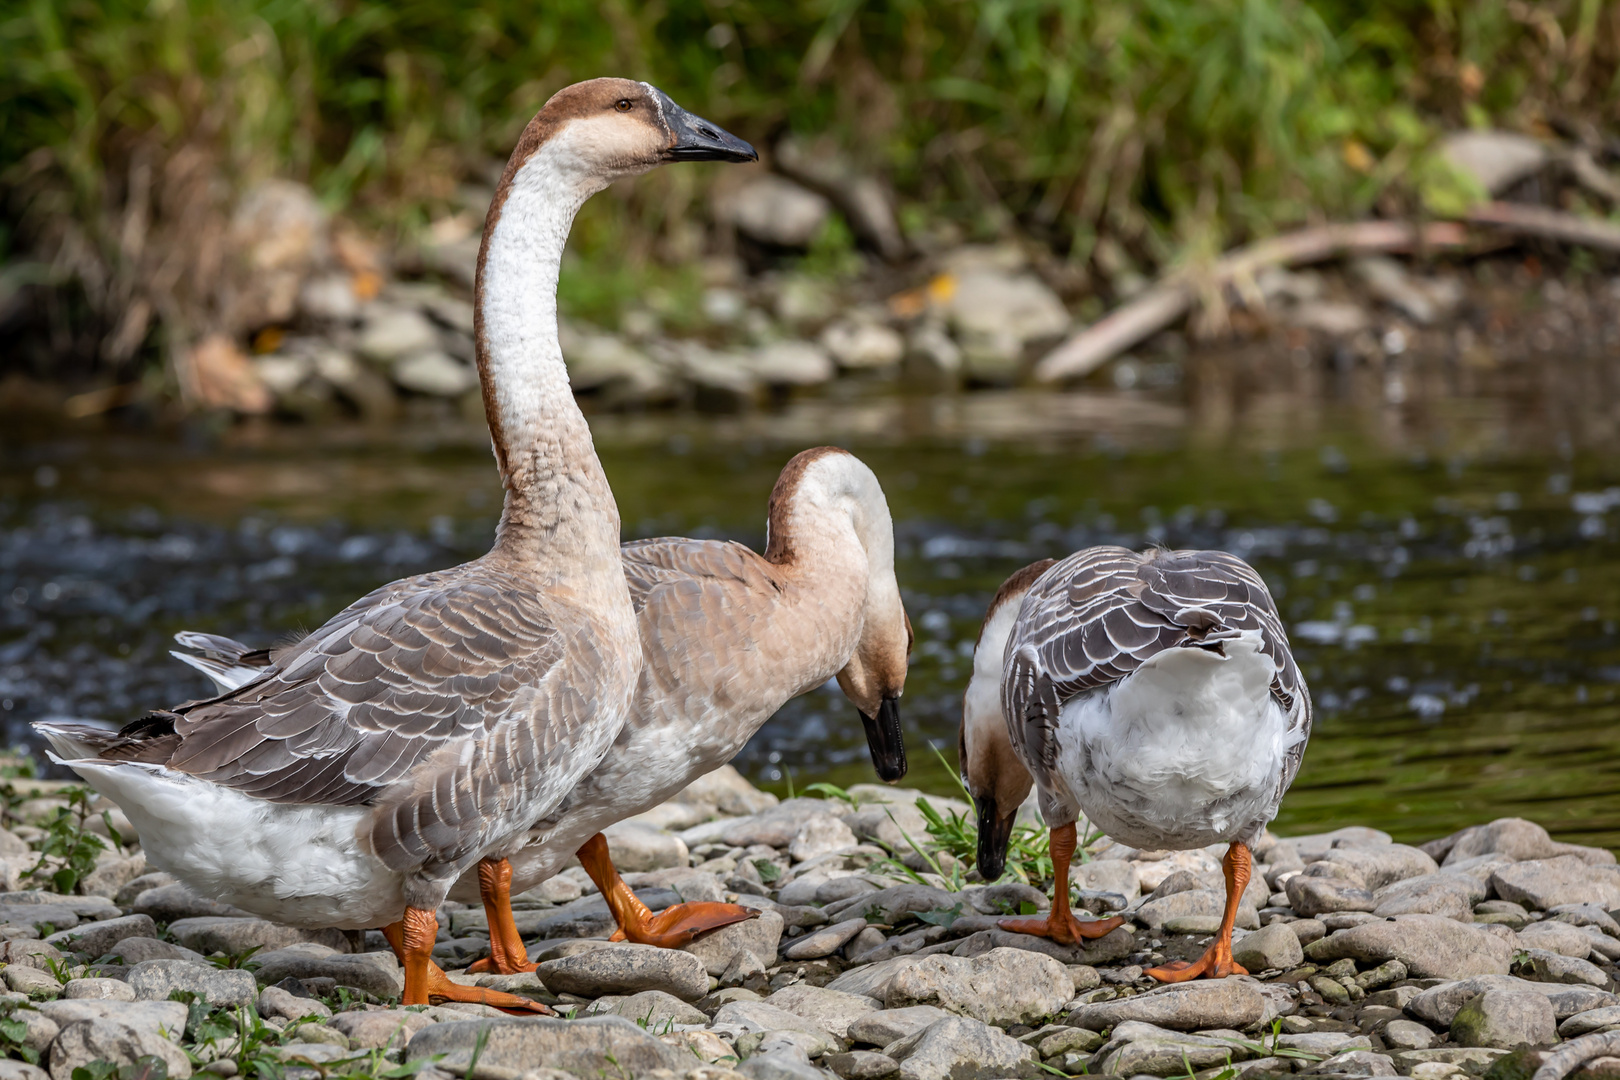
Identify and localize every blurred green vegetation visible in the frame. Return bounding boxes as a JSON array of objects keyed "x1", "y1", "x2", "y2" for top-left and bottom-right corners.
[{"x1": 2, "y1": 1, "x2": 1617, "y2": 295}]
